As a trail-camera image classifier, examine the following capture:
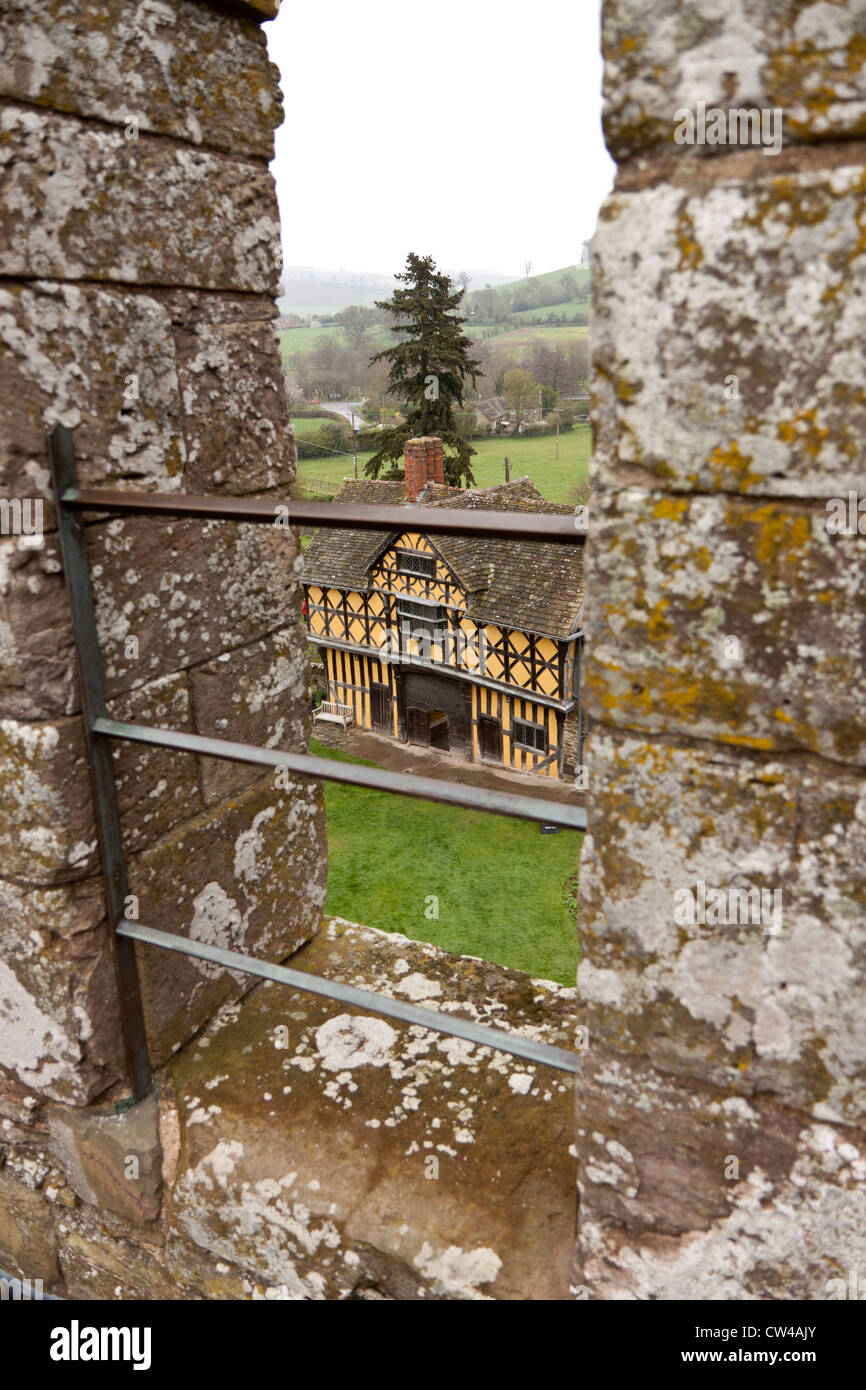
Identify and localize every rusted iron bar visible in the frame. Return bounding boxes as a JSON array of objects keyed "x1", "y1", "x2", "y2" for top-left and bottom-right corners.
[
  {"x1": 61, "y1": 487, "x2": 585, "y2": 544},
  {"x1": 48, "y1": 423, "x2": 585, "y2": 1095},
  {"x1": 118, "y1": 920, "x2": 581, "y2": 1074},
  {"x1": 94, "y1": 718, "x2": 587, "y2": 832},
  {"x1": 48, "y1": 428, "x2": 153, "y2": 1101}
]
